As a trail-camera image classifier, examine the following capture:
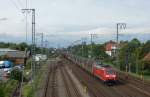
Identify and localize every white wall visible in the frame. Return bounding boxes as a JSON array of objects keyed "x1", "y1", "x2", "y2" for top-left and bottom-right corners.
[{"x1": 105, "y1": 51, "x2": 111, "y2": 56}]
